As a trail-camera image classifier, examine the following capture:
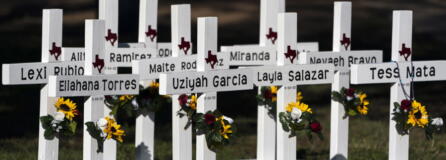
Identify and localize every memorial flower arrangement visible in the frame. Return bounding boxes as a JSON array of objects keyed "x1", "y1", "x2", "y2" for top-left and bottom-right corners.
[
  {"x1": 194, "y1": 110, "x2": 236, "y2": 151},
  {"x1": 278, "y1": 93, "x2": 323, "y2": 140},
  {"x1": 40, "y1": 98, "x2": 79, "y2": 140},
  {"x1": 257, "y1": 86, "x2": 278, "y2": 116},
  {"x1": 85, "y1": 116, "x2": 125, "y2": 153},
  {"x1": 176, "y1": 94, "x2": 236, "y2": 150},
  {"x1": 331, "y1": 87, "x2": 370, "y2": 118},
  {"x1": 105, "y1": 81, "x2": 171, "y2": 116},
  {"x1": 177, "y1": 93, "x2": 199, "y2": 129},
  {"x1": 392, "y1": 99, "x2": 444, "y2": 139}
]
